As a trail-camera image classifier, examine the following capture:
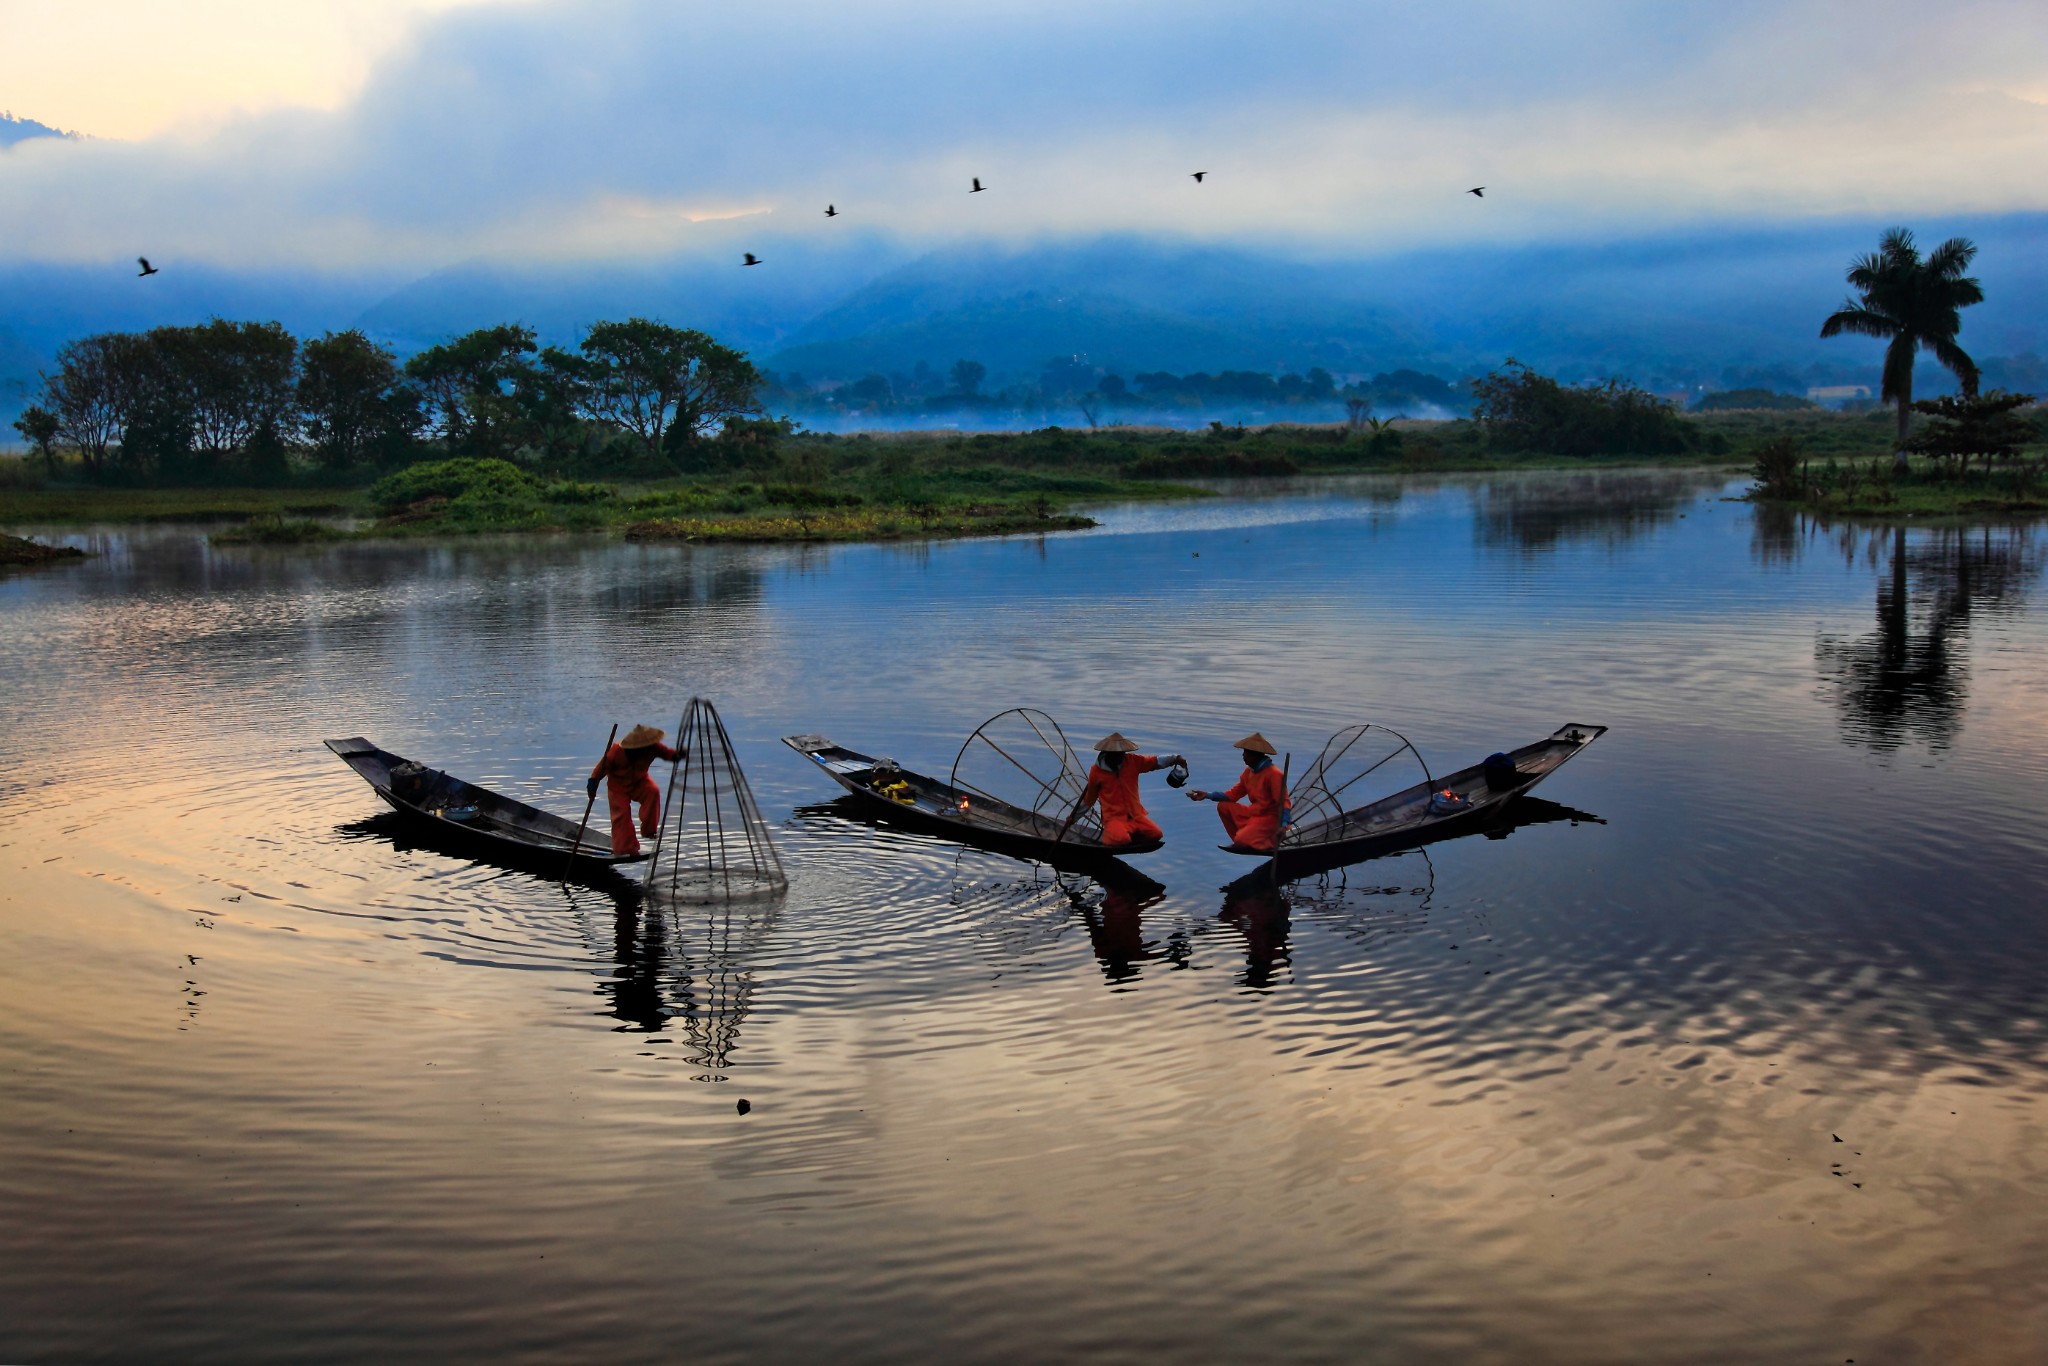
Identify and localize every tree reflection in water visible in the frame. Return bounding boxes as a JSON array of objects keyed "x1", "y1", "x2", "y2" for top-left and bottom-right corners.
[
  {"x1": 1473, "y1": 470, "x2": 1723, "y2": 554},
  {"x1": 1812, "y1": 522, "x2": 2044, "y2": 752}
]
